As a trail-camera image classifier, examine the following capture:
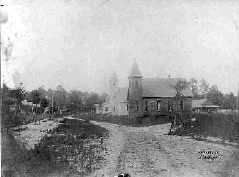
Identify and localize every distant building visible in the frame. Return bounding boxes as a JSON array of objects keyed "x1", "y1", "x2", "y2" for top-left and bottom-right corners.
[
  {"x1": 98, "y1": 59, "x2": 193, "y2": 119},
  {"x1": 192, "y1": 99, "x2": 220, "y2": 113}
]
